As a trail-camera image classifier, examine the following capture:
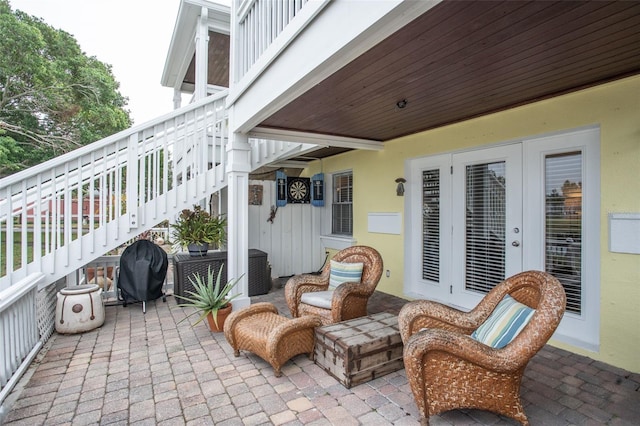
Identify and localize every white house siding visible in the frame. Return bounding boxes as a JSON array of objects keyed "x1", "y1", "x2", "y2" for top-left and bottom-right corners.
[{"x1": 248, "y1": 180, "x2": 325, "y2": 279}]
